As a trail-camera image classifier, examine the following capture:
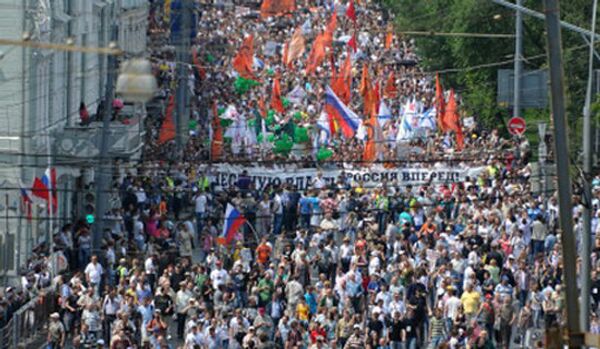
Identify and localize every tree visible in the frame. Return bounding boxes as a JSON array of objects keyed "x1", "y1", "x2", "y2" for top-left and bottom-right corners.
[{"x1": 382, "y1": 0, "x2": 597, "y2": 152}]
